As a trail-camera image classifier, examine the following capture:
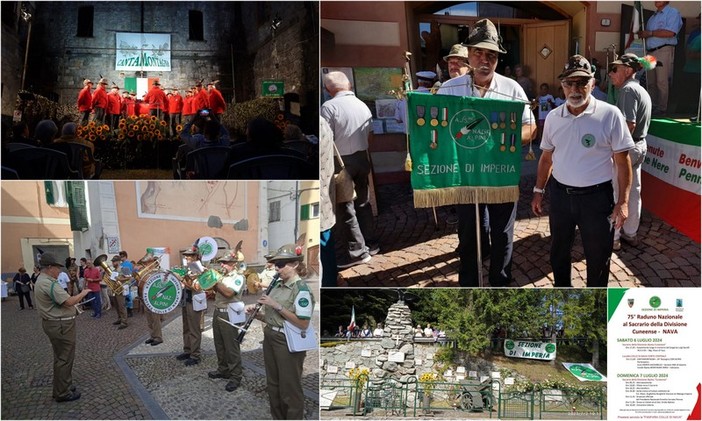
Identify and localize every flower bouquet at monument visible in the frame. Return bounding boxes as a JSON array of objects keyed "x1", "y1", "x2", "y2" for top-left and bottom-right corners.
[
  {"x1": 348, "y1": 367, "x2": 370, "y2": 414},
  {"x1": 419, "y1": 371, "x2": 440, "y2": 397}
]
